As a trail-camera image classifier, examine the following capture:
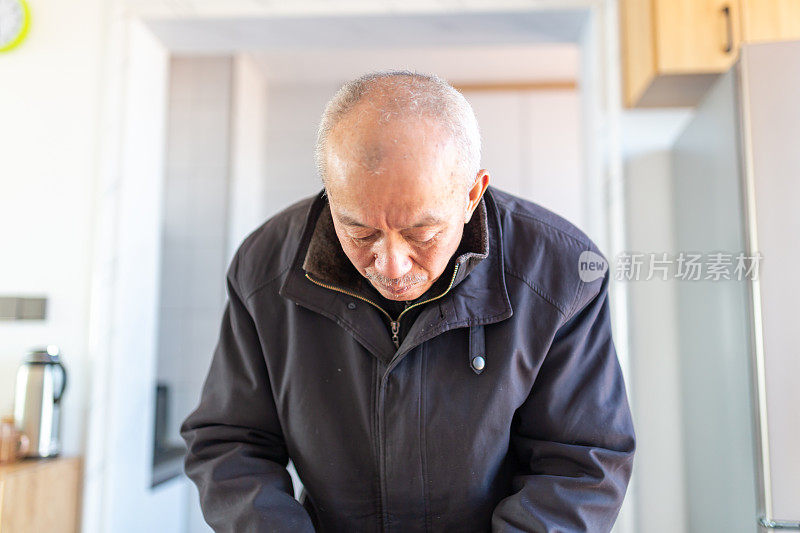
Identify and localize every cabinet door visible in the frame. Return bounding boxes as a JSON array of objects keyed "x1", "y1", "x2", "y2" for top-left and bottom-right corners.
[
  {"x1": 655, "y1": 0, "x2": 742, "y2": 73},
  {"x1": 740, "y1": 0, "x2": 800, "y2": 42},
  {"x1": 620, "y1": 0, "x2": 657, "y2": 107}
]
